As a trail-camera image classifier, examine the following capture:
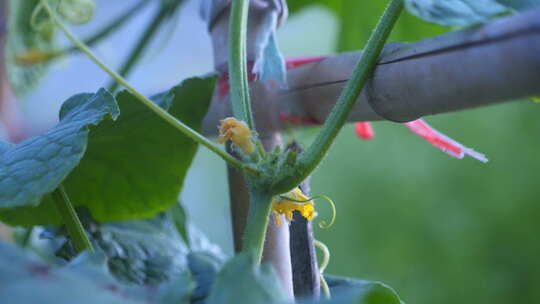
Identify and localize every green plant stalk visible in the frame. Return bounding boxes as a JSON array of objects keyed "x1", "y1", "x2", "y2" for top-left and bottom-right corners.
[
  {"x1": 108, "y1": 4, "x2": 173, "y2": 91},
  {"x1": 40, "y1": 0, "x2": 256, "y2": 174},
  {"x1": 228, "y1": 0, "x2": 255, "y2": 130},
  {"x1": 51, "y1": 186, "x2": 94, "y2": 253},
  {"x1": 241, "y1": 188, "x2": 273, "y2": 263},
  {"x1": 273, "y1": 0, "x2": 404, "y2": 193}
]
